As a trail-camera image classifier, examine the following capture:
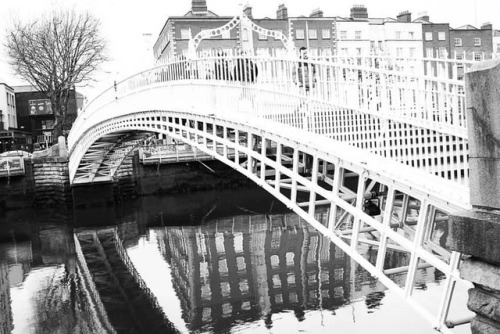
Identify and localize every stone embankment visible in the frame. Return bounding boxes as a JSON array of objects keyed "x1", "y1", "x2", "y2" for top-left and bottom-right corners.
[{"x1": 32, "y1": 156, "x2": 72, "y2": 208}]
